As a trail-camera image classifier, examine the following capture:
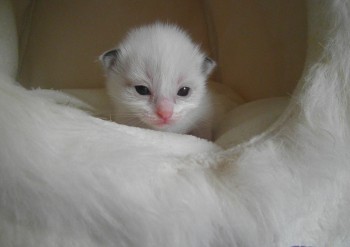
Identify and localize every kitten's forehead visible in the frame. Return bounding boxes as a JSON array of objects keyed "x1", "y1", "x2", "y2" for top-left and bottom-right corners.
[
  {"x1": 120, "y1": 24, "x2": 204, "y2": 77},
  {"x1": 124, "y1": 23, "x2": 197, "y2": 51},
  {"x1": 125, "y1": 56, "x2": 202, "y2": 88}
]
